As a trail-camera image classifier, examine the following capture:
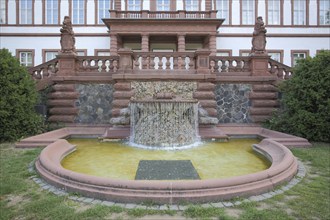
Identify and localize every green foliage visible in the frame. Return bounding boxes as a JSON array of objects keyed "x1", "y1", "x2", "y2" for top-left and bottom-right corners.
[
  {"x1": 265, "y1": 50, "x2": 330, "y2": 142},
  {"x1": 0, "y1": 48, "x2": 44, "y2": 142}
]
